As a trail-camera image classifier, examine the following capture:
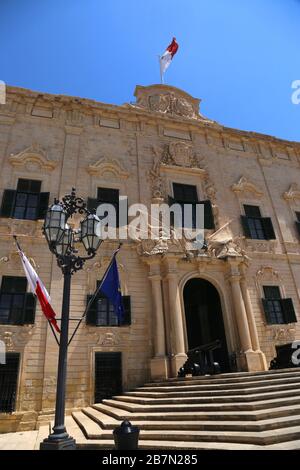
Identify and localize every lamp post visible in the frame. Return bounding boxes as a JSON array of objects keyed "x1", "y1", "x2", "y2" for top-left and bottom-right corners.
[{"x1": 40, "y1": 188, "x2": 102, "y2": 450}]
